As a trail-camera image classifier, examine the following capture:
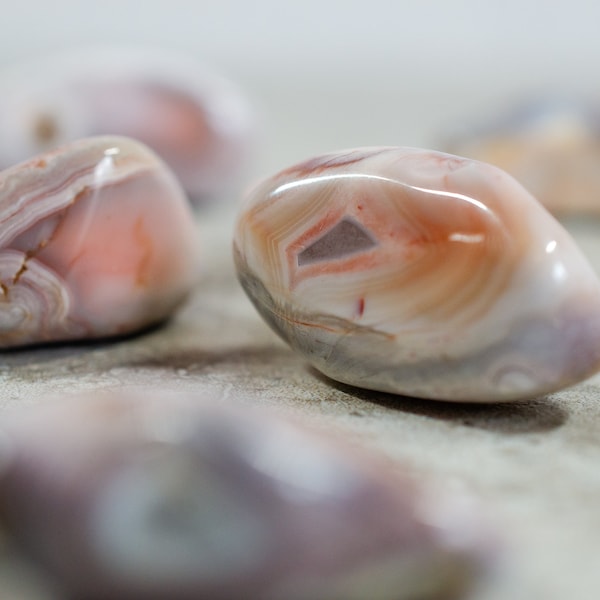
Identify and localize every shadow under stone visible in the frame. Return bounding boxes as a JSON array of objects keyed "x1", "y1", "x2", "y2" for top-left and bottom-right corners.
[
  {"x1": 120, "y1": 344, "x2": 296, "y2": 373},
  {"x1": 0, "y1": 320, "x2": 166, "y2": 364},
  {"x1": 312, "y1": 369, "x2": 569, "y2": 435}
]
